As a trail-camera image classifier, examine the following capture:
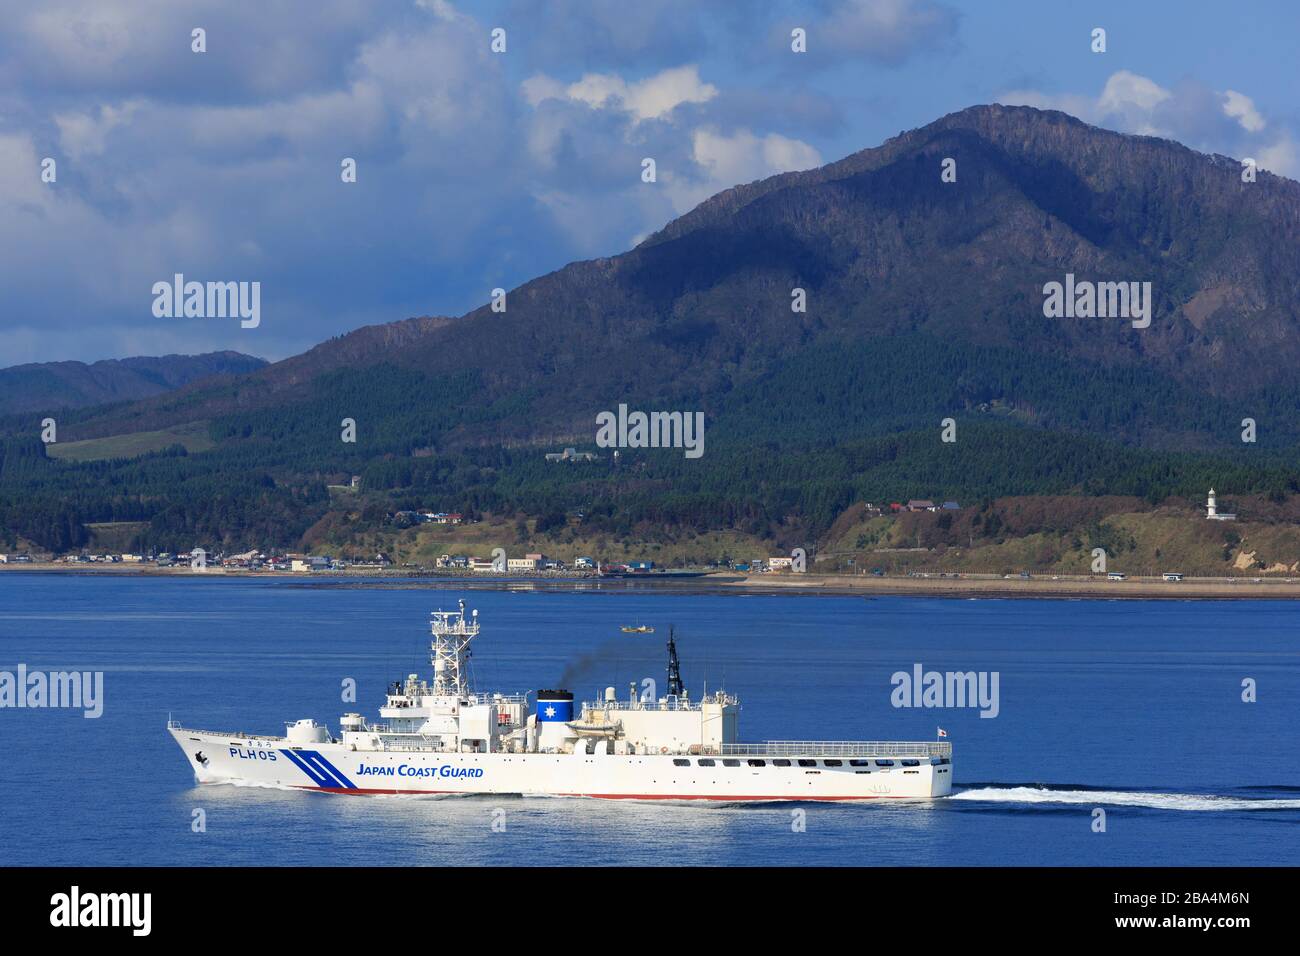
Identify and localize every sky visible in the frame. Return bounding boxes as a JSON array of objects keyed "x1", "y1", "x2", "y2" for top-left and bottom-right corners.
[{"x1": 1, "y1": 0, "x2": 1297, "y2": 366}]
